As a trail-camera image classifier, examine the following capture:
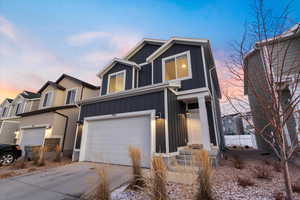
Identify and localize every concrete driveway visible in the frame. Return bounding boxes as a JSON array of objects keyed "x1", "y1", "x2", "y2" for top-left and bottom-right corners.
[{"x1": 0, "y1": 162, "x2": 132, "y2": 200}]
